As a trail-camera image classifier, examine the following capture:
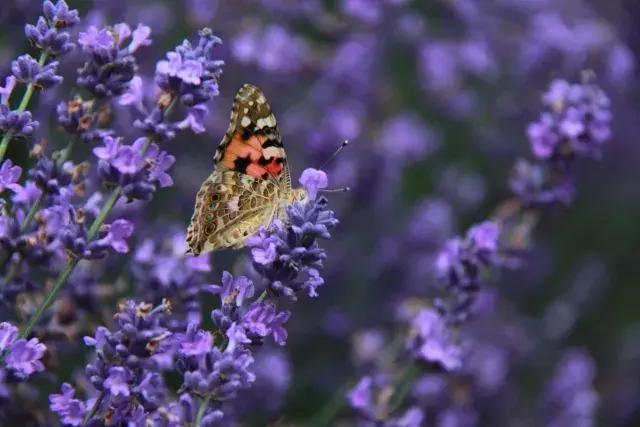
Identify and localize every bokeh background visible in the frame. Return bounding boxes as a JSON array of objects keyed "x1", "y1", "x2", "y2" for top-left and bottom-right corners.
[{"x1": 1, "y1": 0, "x2": 640, "y2": 425}]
